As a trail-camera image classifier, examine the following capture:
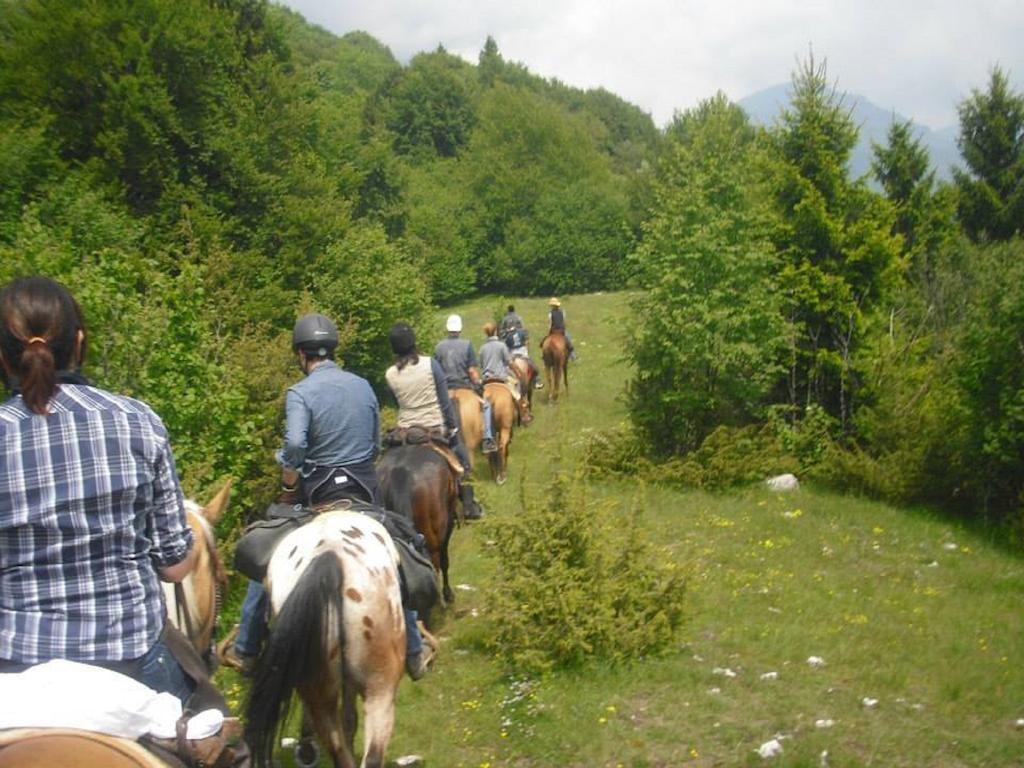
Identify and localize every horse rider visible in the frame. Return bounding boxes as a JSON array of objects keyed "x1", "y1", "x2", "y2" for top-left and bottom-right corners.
[
  {"x1": 500, "y1": 304, "x2": 524, "y2": 339},
  {"x1": 223, "y1": 312, "x2": 434, "y2": 680},
  {"x1": 434, "y1": 313, "x2": 498, "y2": 454},
  {"x1": 479, "y1": 320, "x2": 523, "y2": 402},
  {"x1": 0, "y1": 277, "x2": 197, "y2": 703},
  {"x1": 547, "y1": 296, "x2": 577, "y2": 361},
  {"x1": 501, "y1": 304, "x2": 542, "y2": 389},
  {"x1": 385, "y1": 322, "x2": 483, "y2": 519}
]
